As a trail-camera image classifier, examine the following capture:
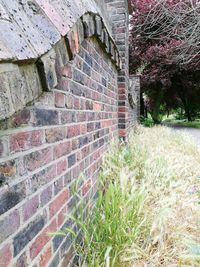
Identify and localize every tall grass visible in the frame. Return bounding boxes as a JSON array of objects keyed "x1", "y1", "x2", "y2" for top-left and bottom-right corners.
[{"x1": 59, "y1": 126, "x2": 200, "y2": 266}]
